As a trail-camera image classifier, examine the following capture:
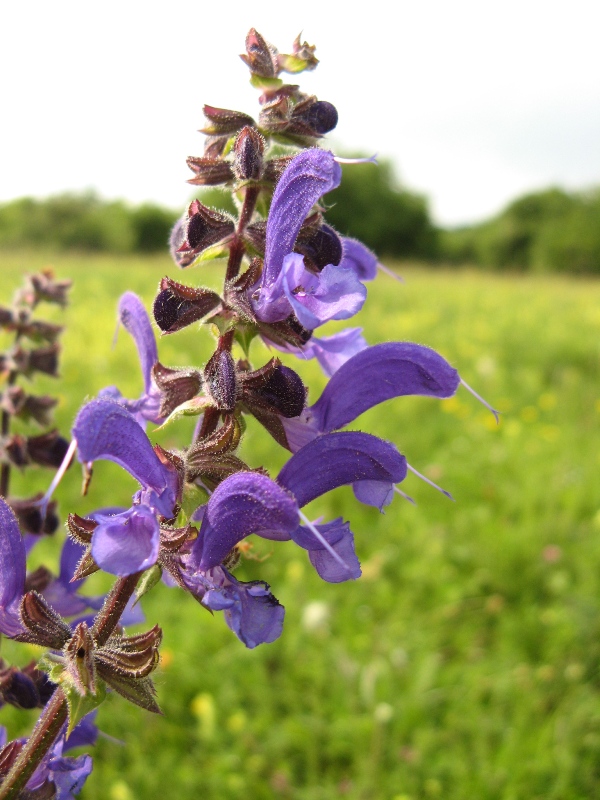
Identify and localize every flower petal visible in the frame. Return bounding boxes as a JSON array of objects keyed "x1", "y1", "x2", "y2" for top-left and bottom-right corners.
[
  {"x1": 0, "y1": 497, "x2": 25, "y2": 636},
  {"x1": 118, "y1": 292, "x2": 158, "y2": 395},
  {"x1": 194, "y1": 472, "x2": 299, "y2": 570},
  {"x1": 300, "y1": 327, "x2": 368, "y2": 377},
  {"x1": 91, "y1": 505, "x2": 160, "y2": 576},
  {"x1": 280, "y1": 256, "x2": 367, "y2": 330},
  {"x1": 339, "y1": 237, "x2": 379, "y2": 281},
  {"x1": 203, "y1": 567, "x2": 284, "y2": 648},
  {"x1": 291, "y1": 518, "x2": 361, "y2": 583},
  {"x1": 277, "y1": 430, "x2": 407, "y2": 508},
  {"x1": 311, "y1": 342, "x2": 461, "y2": 433},
  {"x1": 263, "y1": 149, "x2": 342, "y2": 285},
  {"x1": 73, "y1": 398, "x2": 177, "y2": 517}
]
